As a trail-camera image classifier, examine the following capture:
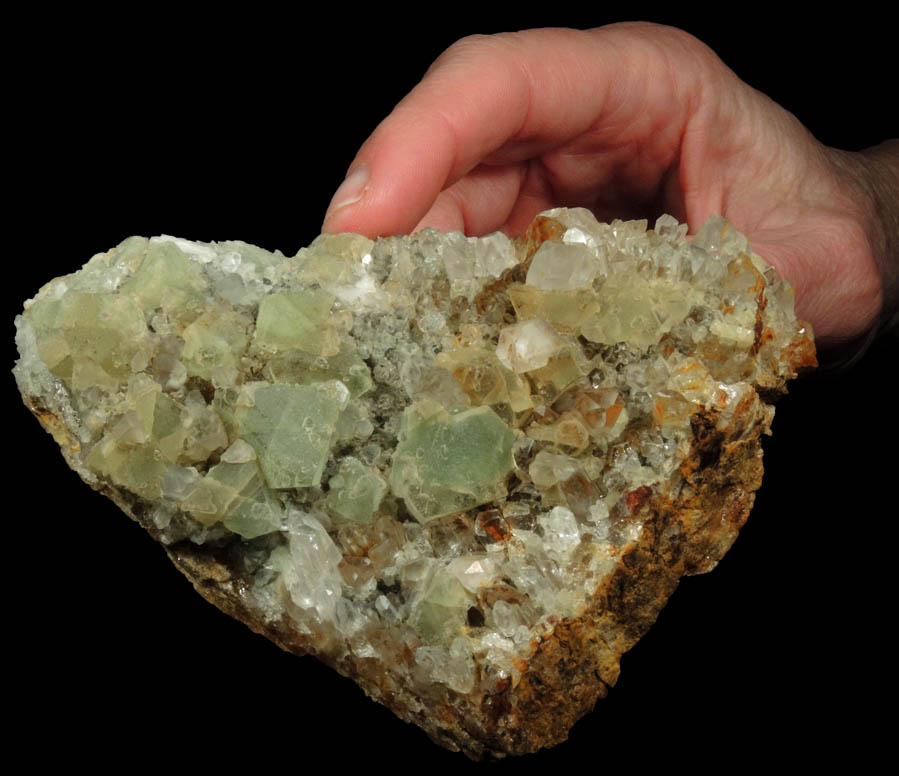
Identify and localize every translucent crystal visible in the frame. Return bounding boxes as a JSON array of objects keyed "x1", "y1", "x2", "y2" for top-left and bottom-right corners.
[
  {"x1": 446, "y1": 554, "x2": 498, "y2": 592},
  {"x1": 526, "y1": 241, "x2": 599, "y2": 290},
  {"x1": 181, "y1": 306, "x2": 252, "y2": 381},
  {"x1": 440, "y1": 231, "x2": 516, "y2": 299},
  {"x1": 280, "y1": 513, "x2": 344, "y2": 622},
  {"x1": 326, "y1": 457, "x2": 387, "y2": 524},
  {"x1": 390, "y1": 402, "x2": 517, "y2": 522},
  {"x1": 254, "y1": 290, "x2": 340, "y2": 356},
  {"x1": 217, "y1": 382, "x2": 348, "y2": 489},
  {"x1": 409, "y1": 568, "x2": 471, "y2": 642},
  {"x1": 182, "y1": 458, "x2": 283, "y2": 538},
  {"x1": 496, "y1": 319, "x2": 565, "y2": 373}
]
